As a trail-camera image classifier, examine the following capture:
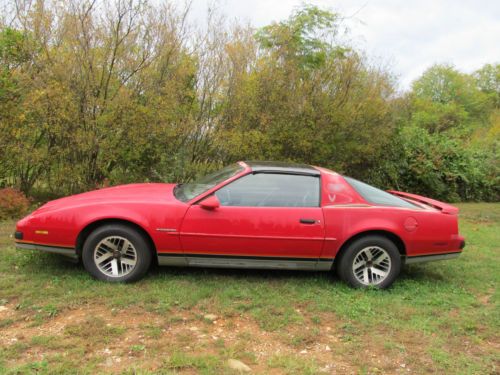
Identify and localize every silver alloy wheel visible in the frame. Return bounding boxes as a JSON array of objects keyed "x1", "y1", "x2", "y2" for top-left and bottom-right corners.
[
  {"x1": 352, "y1": 246, "x2": 392, "y2": 286},
  {"x1": 93, "y1": 236, "x2": 137, "y2": 277}
]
